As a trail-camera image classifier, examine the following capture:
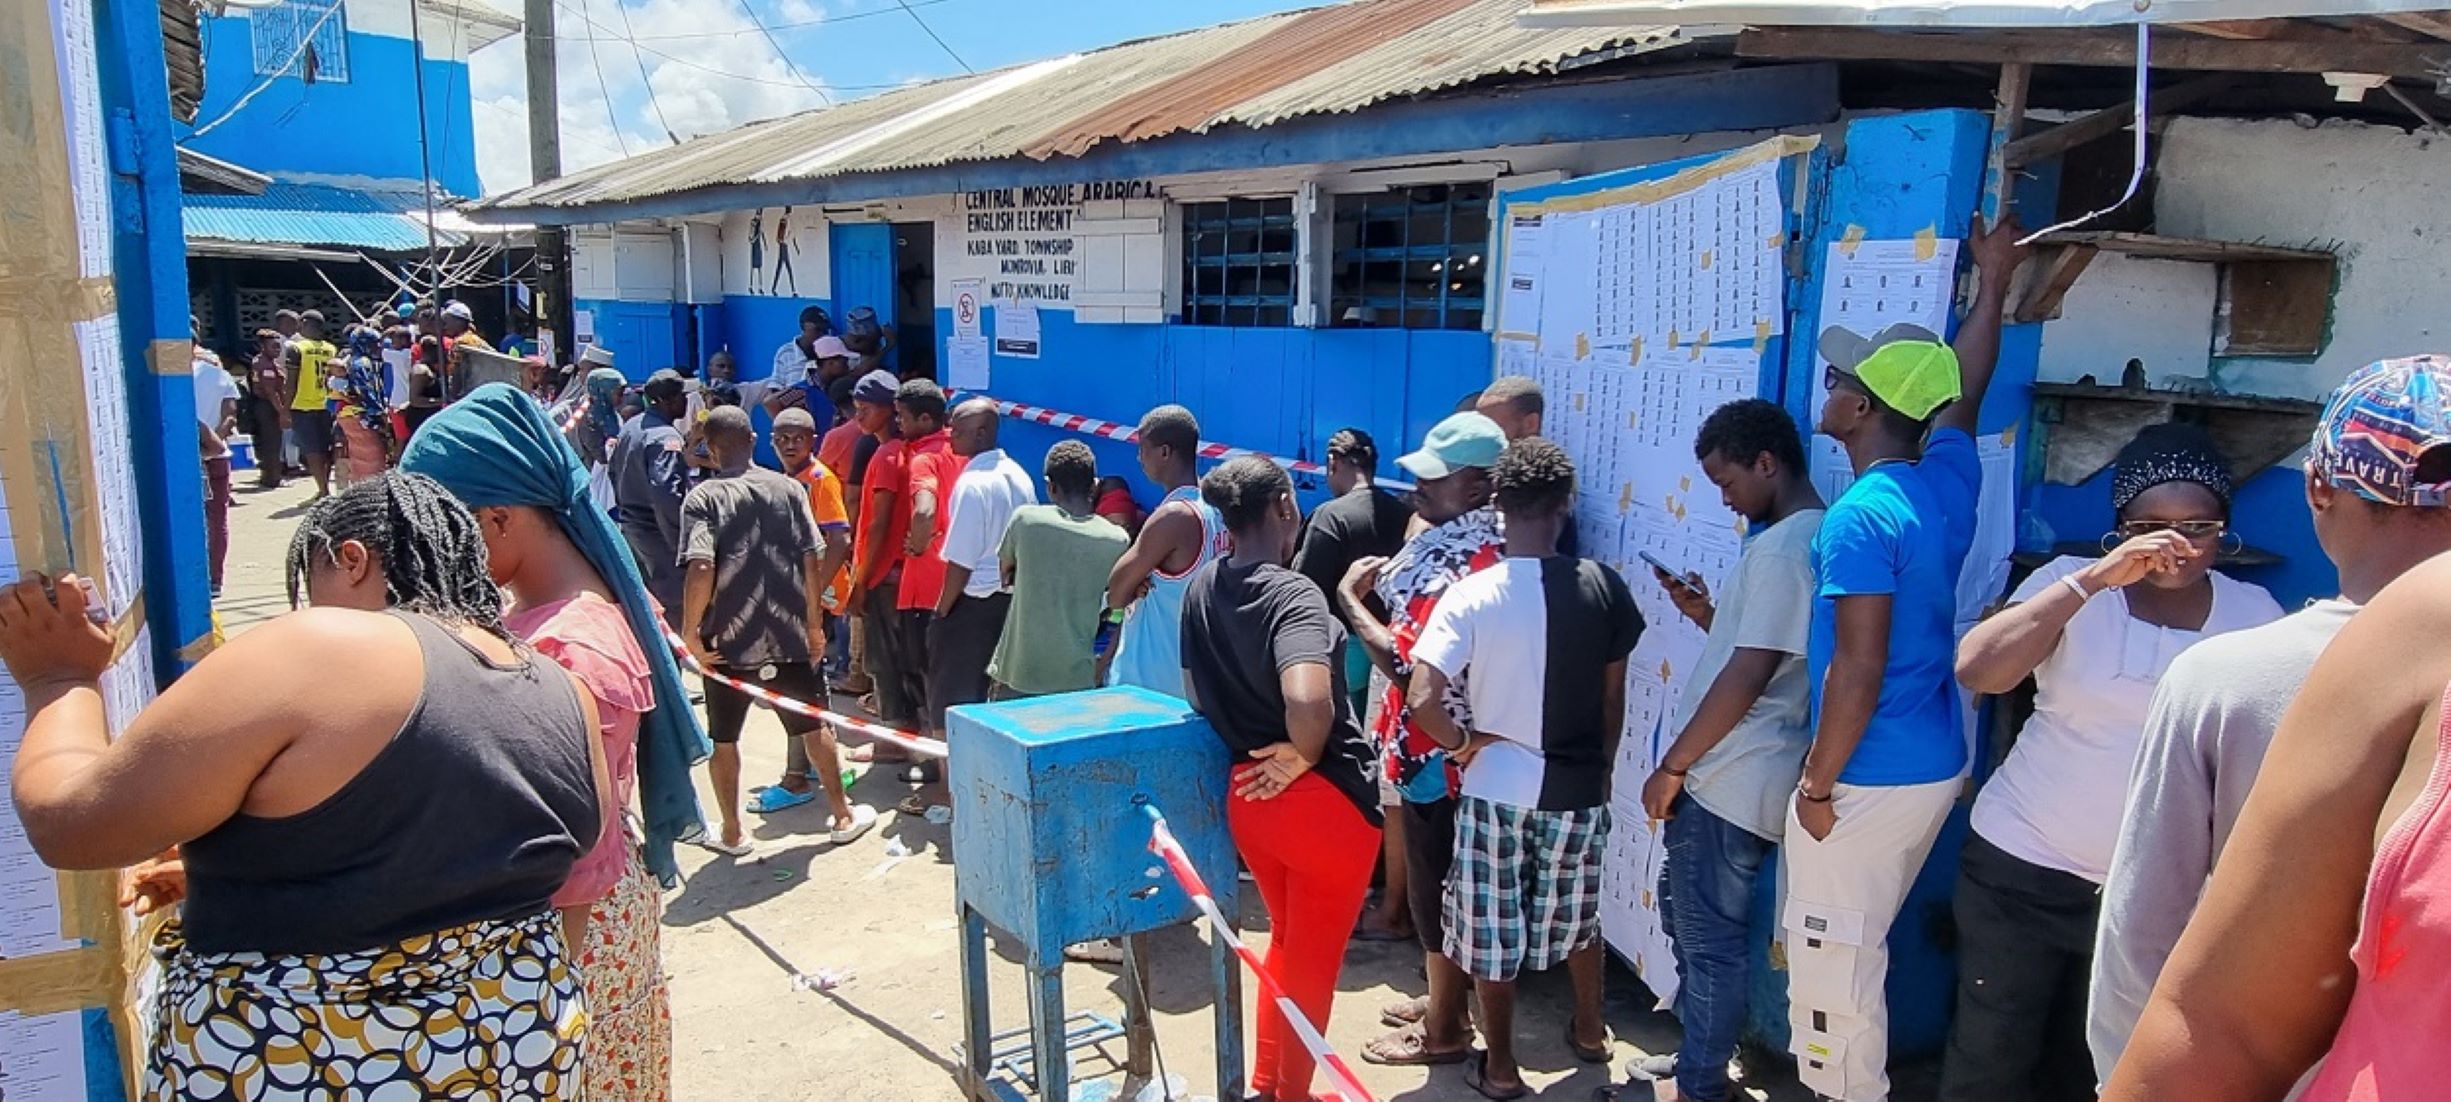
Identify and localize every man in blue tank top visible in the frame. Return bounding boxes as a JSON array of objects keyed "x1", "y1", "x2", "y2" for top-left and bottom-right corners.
[{"x1": 1101, "y1": 404, "x2": 1228, "y2": 700}]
